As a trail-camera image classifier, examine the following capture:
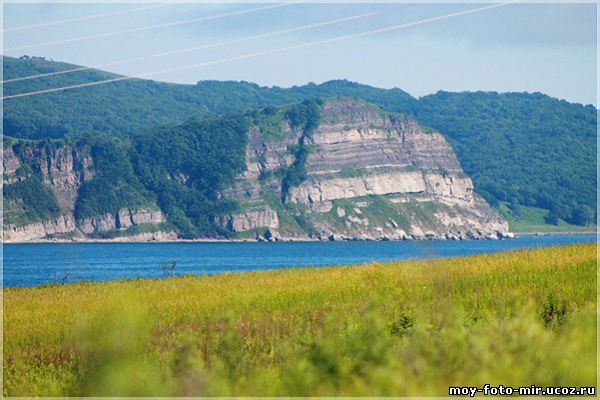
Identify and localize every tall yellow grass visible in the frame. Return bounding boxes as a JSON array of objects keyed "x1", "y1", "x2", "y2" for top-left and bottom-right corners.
[{"x1": 4, "y1": 243, "x2": 597, "y2": 396}]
